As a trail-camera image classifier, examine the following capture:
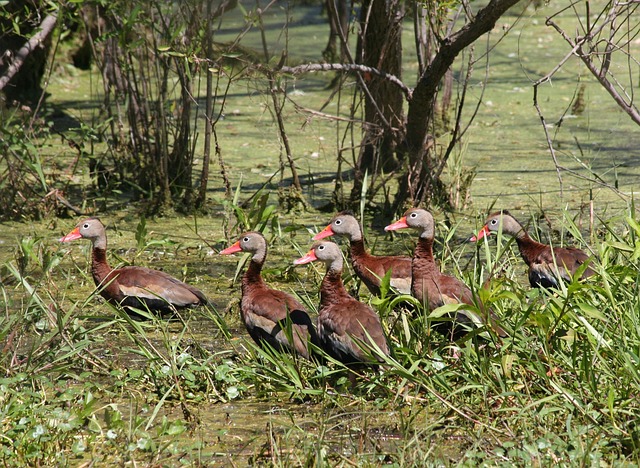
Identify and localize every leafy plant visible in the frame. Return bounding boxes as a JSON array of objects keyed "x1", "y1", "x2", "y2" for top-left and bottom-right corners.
[
  {"x1": 0, "y1": 115, "x2": 57, "y2": 221},
  {"x1": 224, "y1": 185, "x2": 277, "y2": 235}
]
